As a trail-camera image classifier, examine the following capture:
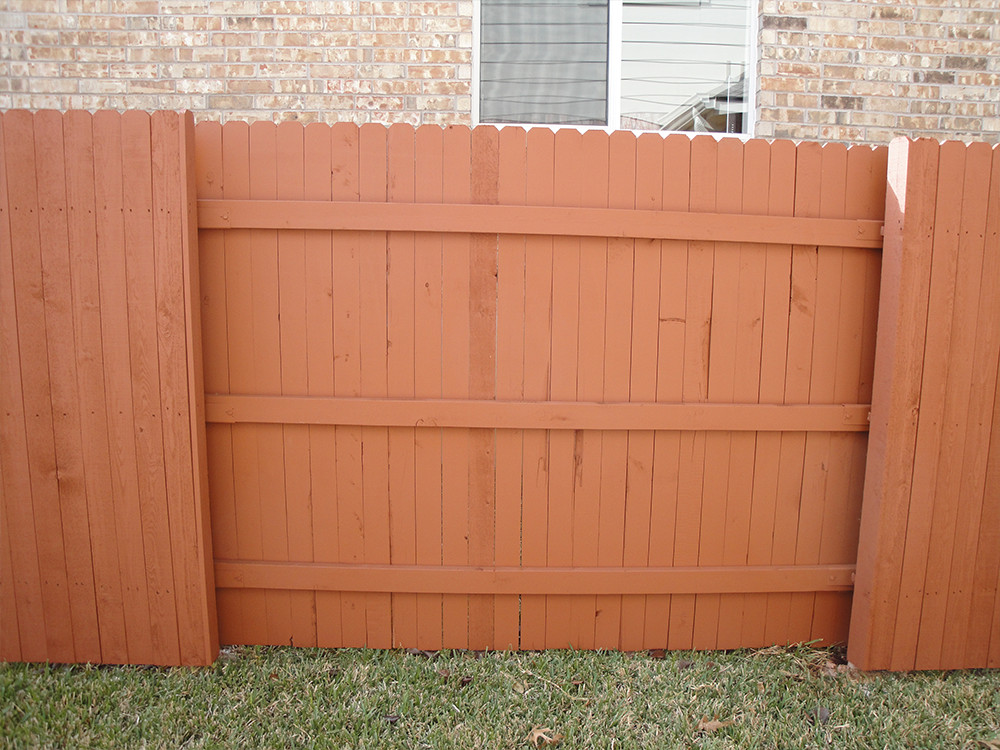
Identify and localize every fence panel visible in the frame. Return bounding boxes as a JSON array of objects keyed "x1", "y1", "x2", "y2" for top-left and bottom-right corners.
[
  {"x1": 0, "y1": 110, "x2": 217, "y2": 666},
  {"x1": 199, "y1": 122, "x2": 886, "y2": 650},
  {"x1": 849, "y1": 139, "x2": 1000, "y2": 671},
  {"x1": 7, "y1": 113, "x2": 1000, "y2": 667}
]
